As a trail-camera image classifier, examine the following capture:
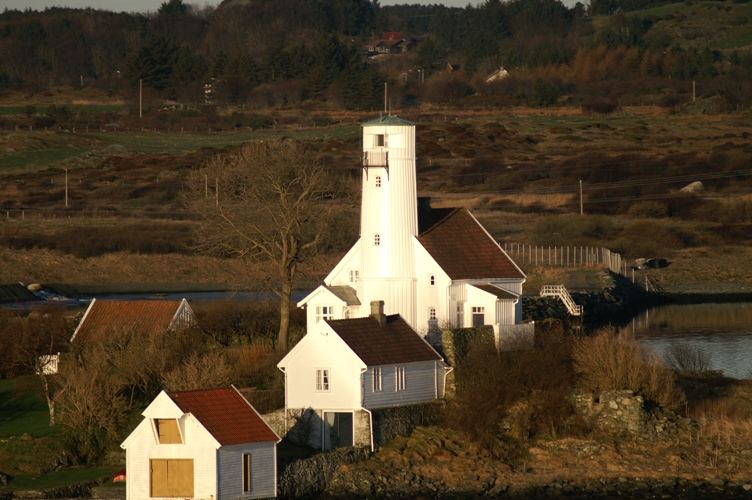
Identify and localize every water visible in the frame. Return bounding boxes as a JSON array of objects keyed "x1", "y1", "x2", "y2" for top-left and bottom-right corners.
[{"x1": 629, "y1": 302, "x2": 752, "y2": 380}]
